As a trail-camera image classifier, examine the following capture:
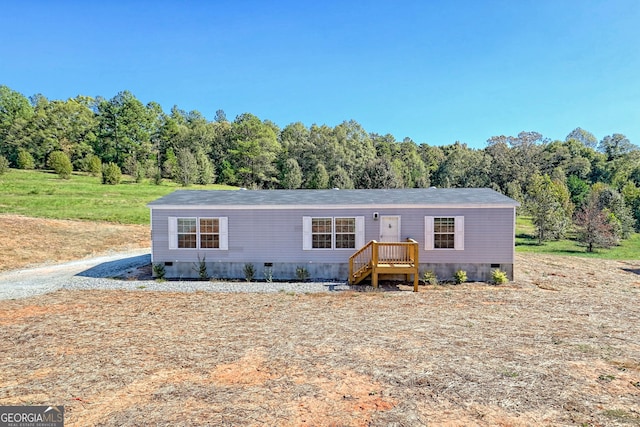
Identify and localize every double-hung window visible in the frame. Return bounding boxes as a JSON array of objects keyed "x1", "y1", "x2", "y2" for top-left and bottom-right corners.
[
  {"x1": 169, "y1": 217, "x2": 228, "y2": 250},
  {"x1": 199, "y1": 218, "x2": 220, "y2": 249},
  {"x1": 425, "y1": 216, "x2": 464, "y2": 250},
  {"x1": 311, "y1": 217, "x2": 333, "y2": 249},
  {"x1": 177, "y1": 218, "x2": 197, "y2": 248},
  {"x1": 303, "y1": 216, "x2": 364, "y2": 250},
  {"x1": 335, "y1": 218, "x2": 356, "y2": 249}
]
